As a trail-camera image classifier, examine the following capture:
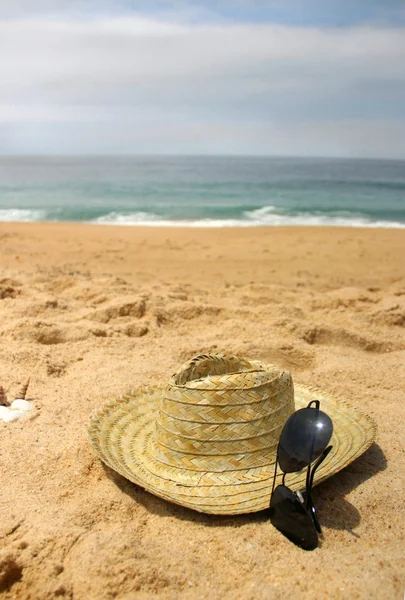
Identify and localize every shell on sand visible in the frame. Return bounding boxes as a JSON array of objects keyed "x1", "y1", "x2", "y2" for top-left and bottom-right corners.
[
  {"x1": 2, "y1": 409, "x2": 27, "y2": 423},
  {"x1": 0, "y1": 400, "x2": 35, "y2": 423},
  {"x1": 11, "y1": 399, "x2": 33, "y2": 411},
  {"x1": 15, "y1": 377, "x2": 30, "y2": 401},
  {"x1": 0, "y1": 405, "x2": 10, "y2": 418}
]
